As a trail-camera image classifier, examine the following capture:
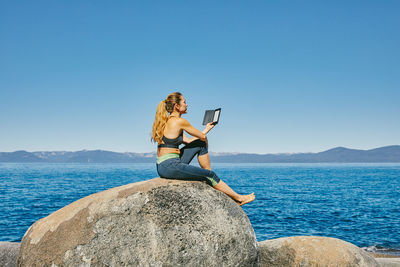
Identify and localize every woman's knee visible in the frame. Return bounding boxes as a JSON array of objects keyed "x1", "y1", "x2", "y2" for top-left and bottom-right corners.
[
  {"x1": 205, "y1": 171, "x2": 220, "y2": 187},
  {"x1": 195, "y1": 140, "x2": 208, "y2": 155},
  {"x1": 191, "y1": 139, "x2": 207, "y2": 148},
  {"x1": 185, "y1": 139, "x2": 208, "y2": 156}
]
